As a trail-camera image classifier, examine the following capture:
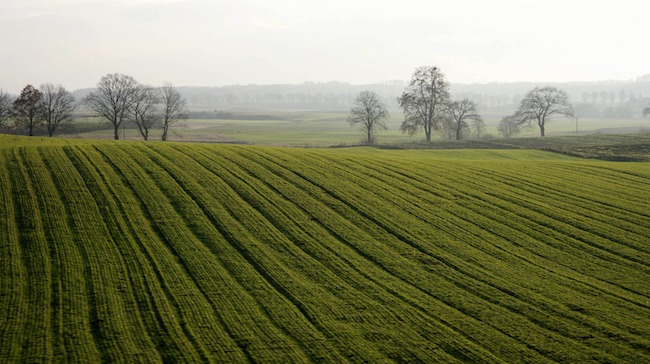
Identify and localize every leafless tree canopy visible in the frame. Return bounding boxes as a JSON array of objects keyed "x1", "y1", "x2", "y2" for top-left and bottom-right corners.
[
  {"x1": 129, "y1": 85, "x2": 159, "y2": 141},
  {"x1": 398, "y1": 66, "x2": 451, "y2": 141},
  {"x1": 498, "y1": 116, "x2": 520, "y2": 138},
  {"x1": 12, "y1": 85, "x2": 43, "y2": 136},
  {"x1": 160, "y1": 82, "x2": 187, "y2": 141},
  {"x1": 40, "y1": 83, "x2": 76, "y2": 137},
  {"x1": 83, "y1": 73, "x2": 140, "y2": 140},
  {"x1": 445, "y1": 99, "x2": 482, "y2": 141},
  {"x1": 511, "y1": 86, "x2": 574, "y2": 137},
  {"x1": 348, "y1": 90, "x2": 389, "y2": 144},
  {"x1": 0, "y1": 89, "x2": 12, "y2": 128}
]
